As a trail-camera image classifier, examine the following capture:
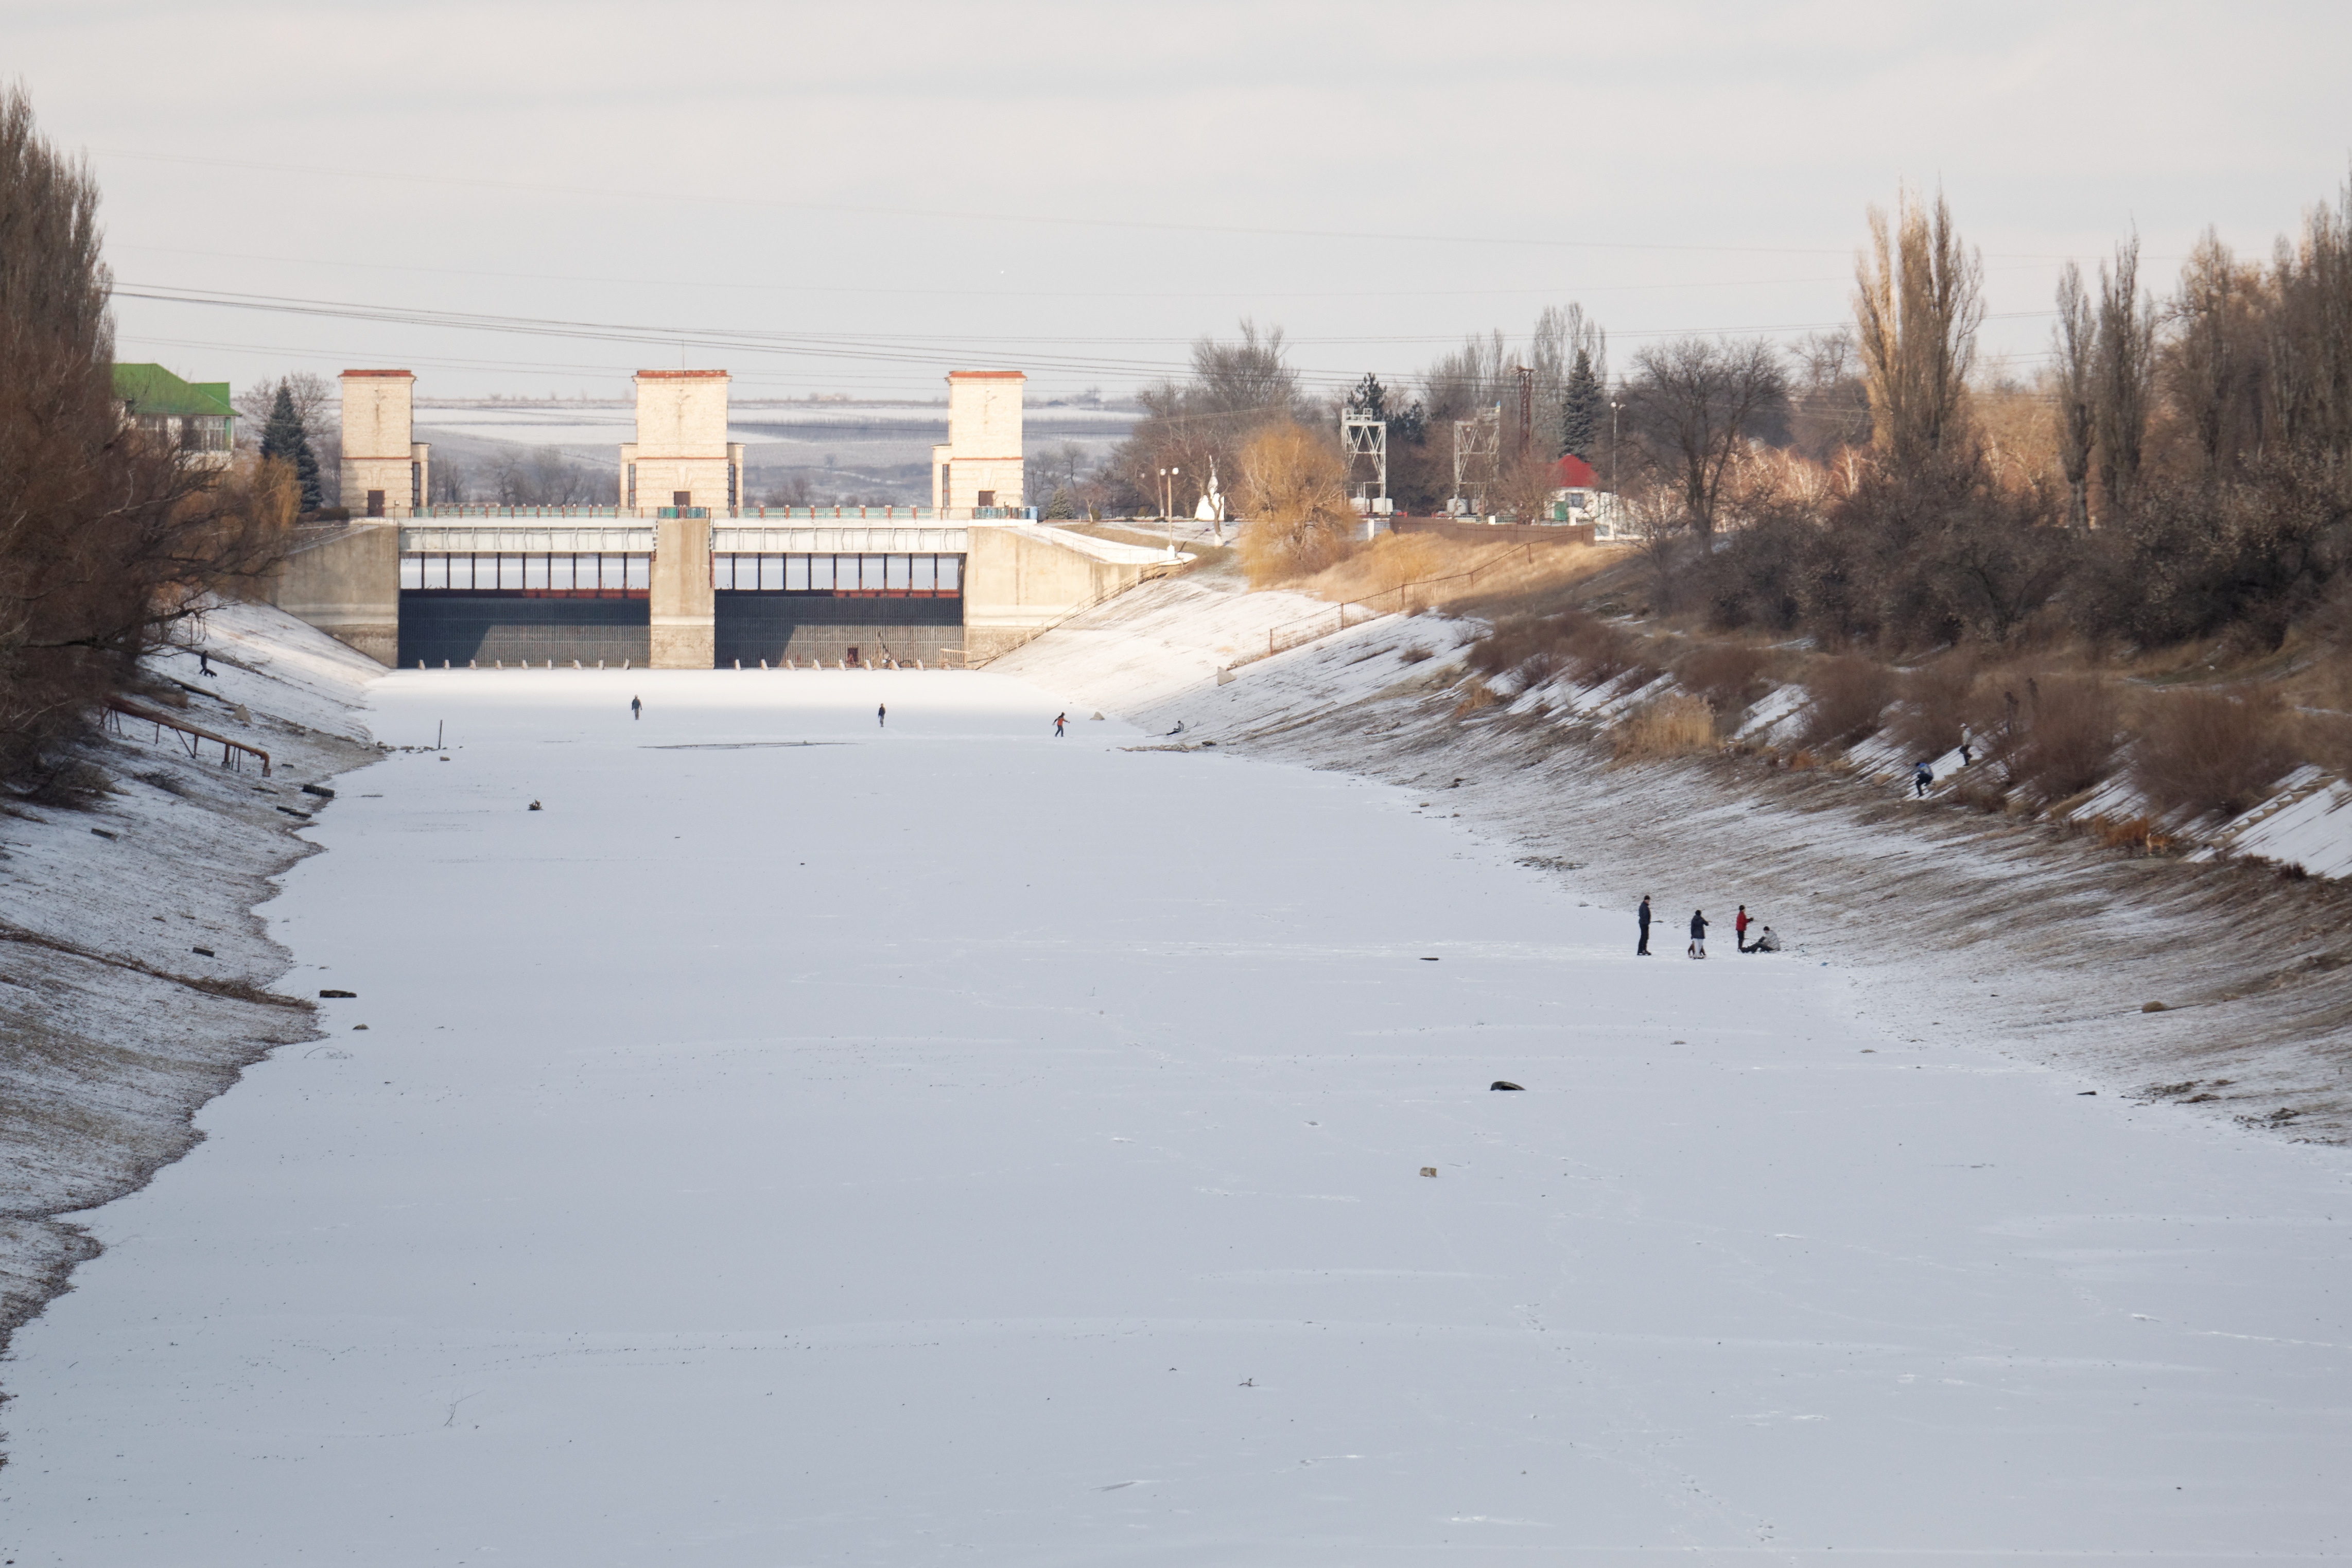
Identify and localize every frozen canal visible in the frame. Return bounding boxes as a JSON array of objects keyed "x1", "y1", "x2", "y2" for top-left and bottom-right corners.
[{"x1": 5, "y1": 670, "x2": 2347, "y2": 1565}]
